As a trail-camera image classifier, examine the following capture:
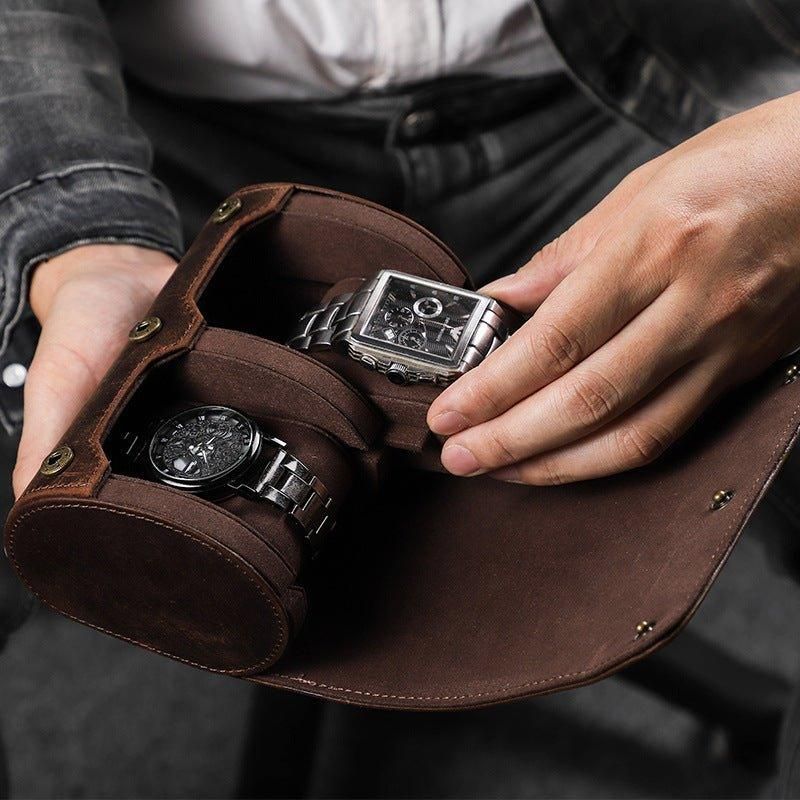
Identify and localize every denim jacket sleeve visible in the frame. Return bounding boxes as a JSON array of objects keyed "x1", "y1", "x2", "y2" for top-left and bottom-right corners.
[{"x1": 0, "y1": 0, "x2": 184, "y2": 428}]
